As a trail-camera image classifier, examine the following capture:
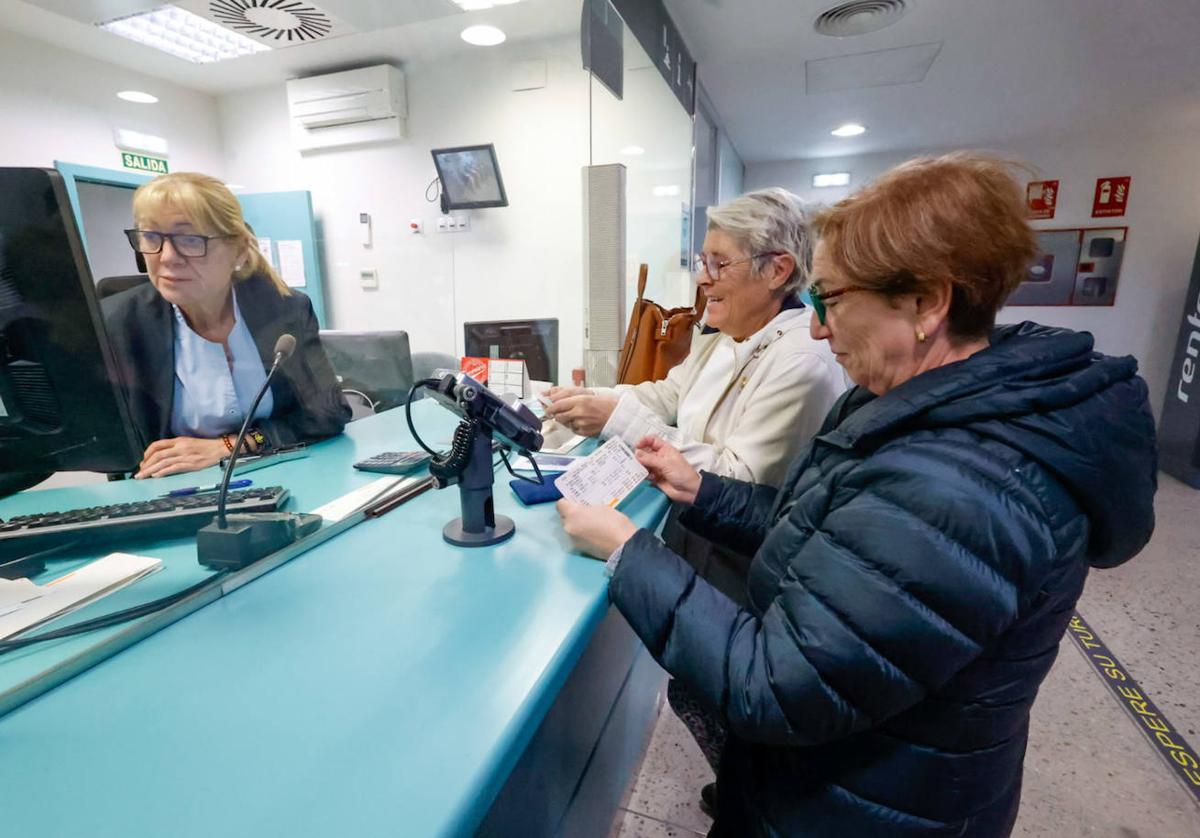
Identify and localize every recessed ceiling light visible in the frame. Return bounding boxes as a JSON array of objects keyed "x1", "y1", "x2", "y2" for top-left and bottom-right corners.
[
  {"x1": 461, "y1": 24, "x2": 506, "y2": 46},
  {"x1": 98, "y1": 6, "x2": 270, "y2": 64},
  {"x1": 620, "y1": 145, "x2": 645, "y2": 156},
  {"x1": 812, "y1": 172, "x2": 851, "y2": 188},
  {"x1": 831, "y1": 123, "x2": 867, "y2": 137},
  {"x1": 117, "y1": 90, "x2": 158, "y2": 104},
  {"x1": 652, "y1": 185, "x2": 681, "y2": 197}
]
